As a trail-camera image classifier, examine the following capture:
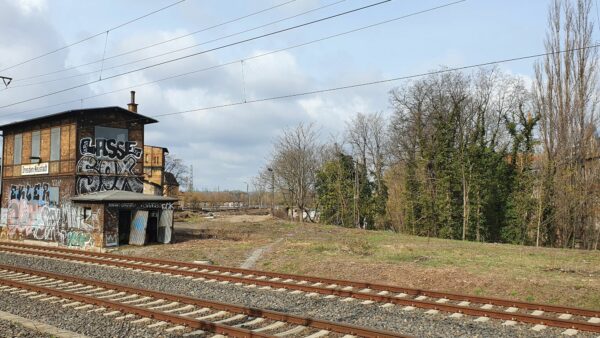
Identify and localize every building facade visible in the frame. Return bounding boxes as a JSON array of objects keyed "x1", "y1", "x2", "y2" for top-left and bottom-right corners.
[
  {"x1": 143, "y1": 145, "x2": 167, "y2": 196},
  {"x1": 143, "y1": 145, "x2": 180, "y2": 198},
  {"x1": 0, "y1": 100, "x2": 177, "y2": 250}
]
